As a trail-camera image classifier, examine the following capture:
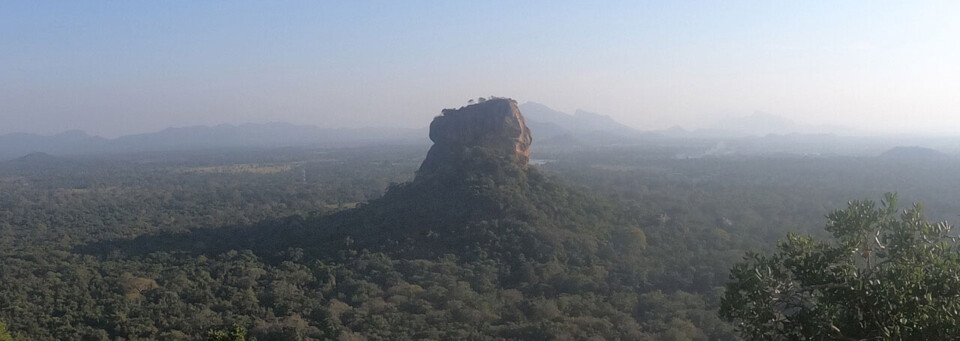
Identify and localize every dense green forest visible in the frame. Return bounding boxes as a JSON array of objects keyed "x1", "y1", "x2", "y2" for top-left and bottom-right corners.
[{"x1": 2, "y1": 145, "x2": 959, "y2": 340}]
